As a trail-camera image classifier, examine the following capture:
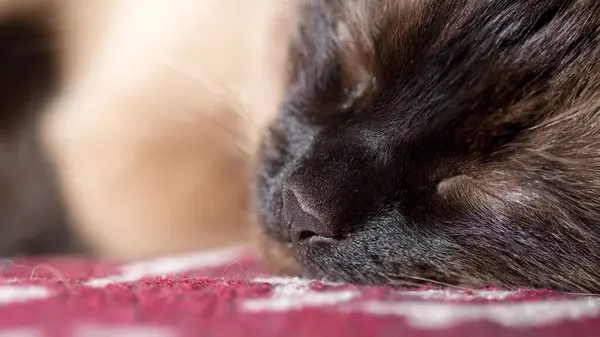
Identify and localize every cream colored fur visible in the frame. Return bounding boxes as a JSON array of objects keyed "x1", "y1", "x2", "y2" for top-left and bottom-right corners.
[{"x1": 1, "y1": 0, "x2": 295, "y2": 260}]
